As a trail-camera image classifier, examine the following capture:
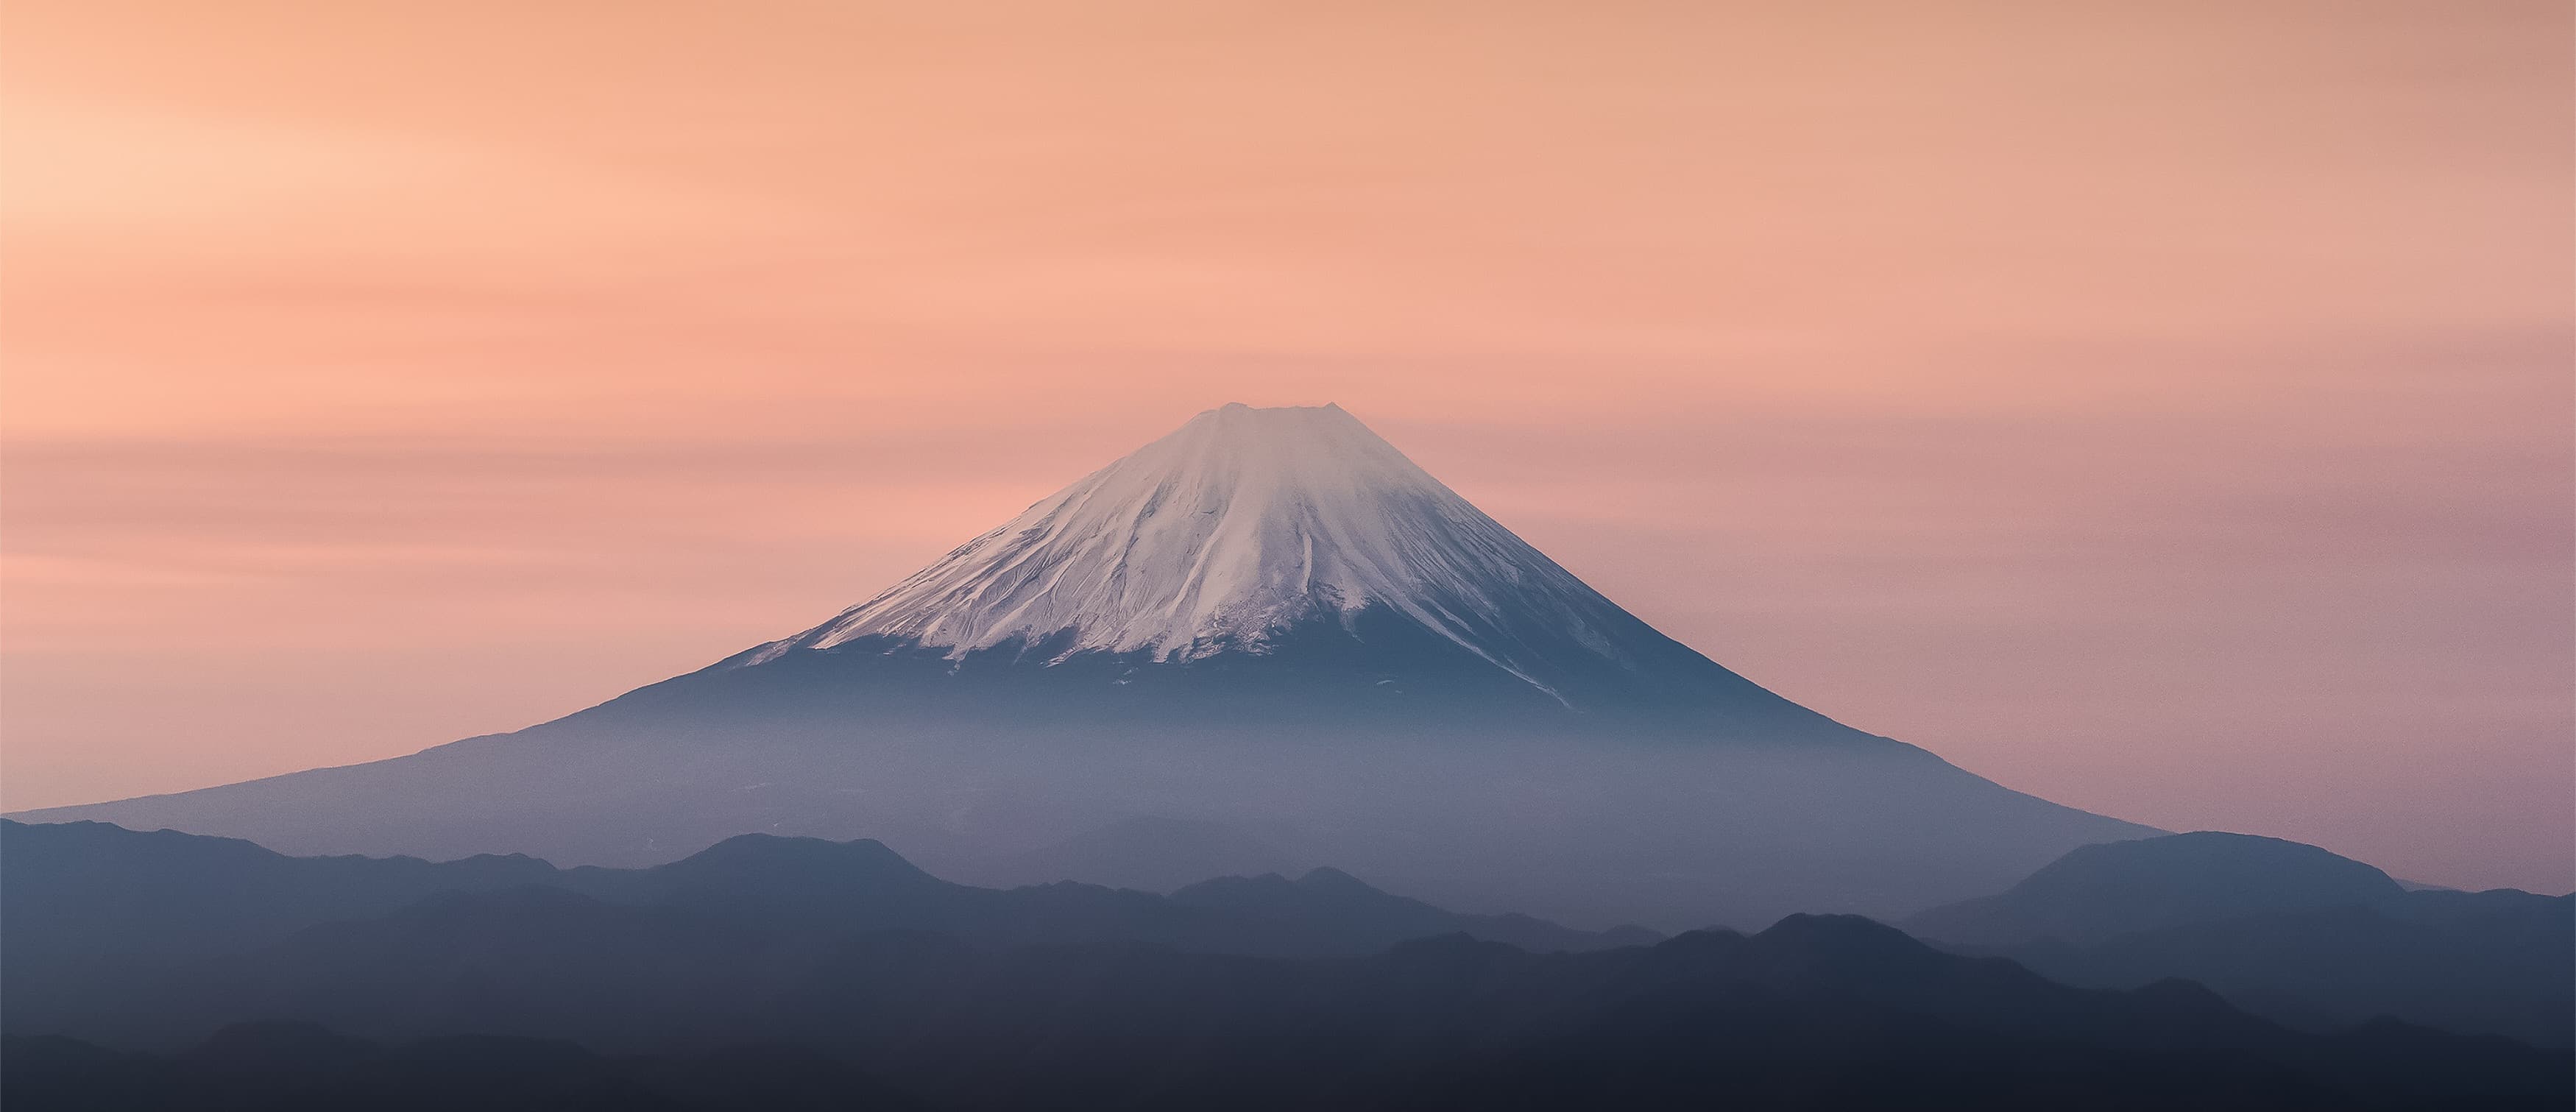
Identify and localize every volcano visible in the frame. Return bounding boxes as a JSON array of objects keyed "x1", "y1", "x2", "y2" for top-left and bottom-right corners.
[
  {"x1": 14, "y1": 404, "x2": 2154, "y2": 927},
  {"x1": 712, "y1": 402, "x2": 1841, "y2": 726}
]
